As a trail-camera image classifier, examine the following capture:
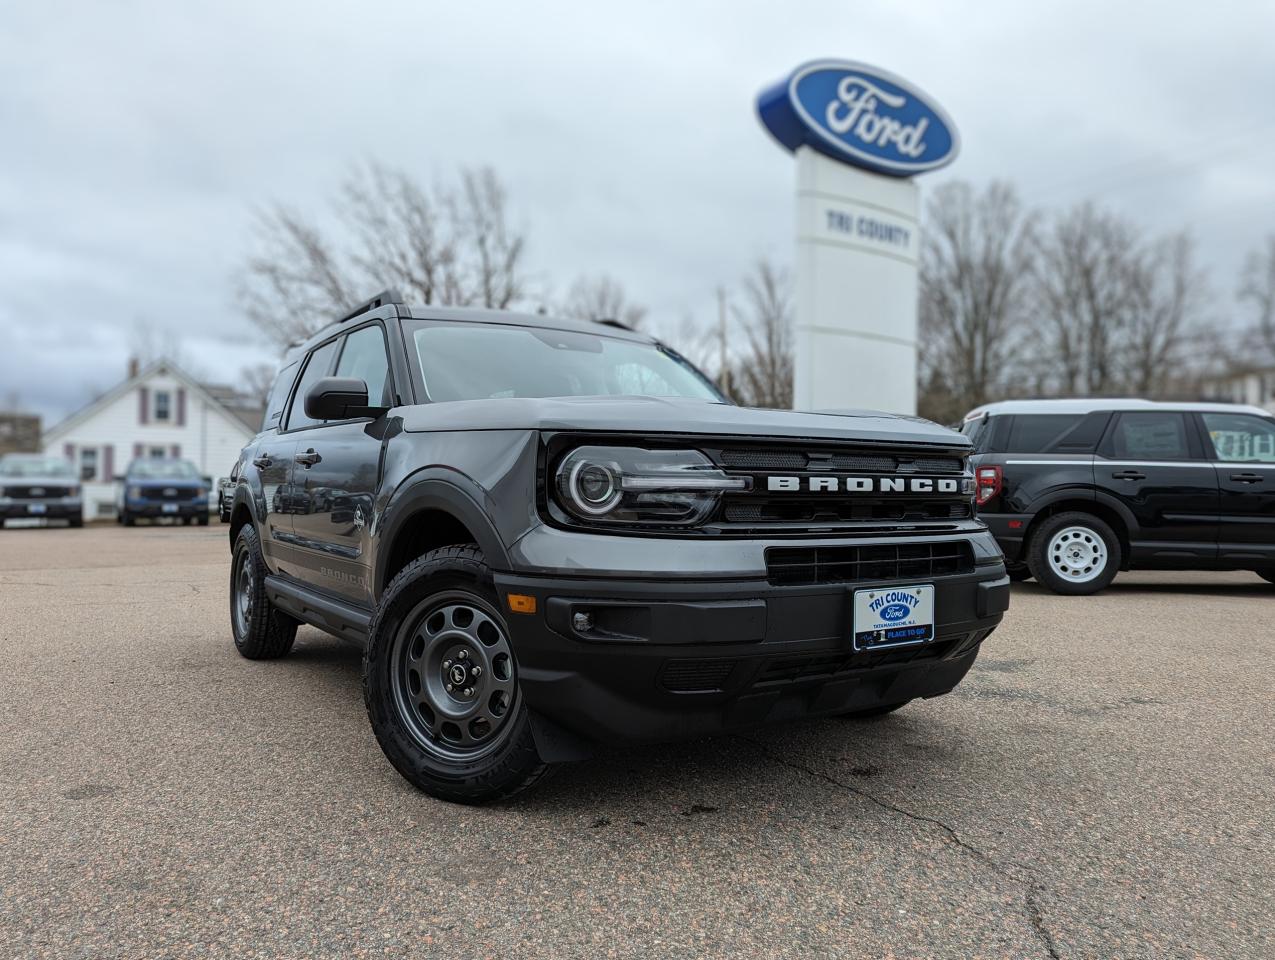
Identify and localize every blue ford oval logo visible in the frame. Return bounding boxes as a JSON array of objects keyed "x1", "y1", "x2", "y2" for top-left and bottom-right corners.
[
  {"x1": 757, "y1": 60, "x2": 959, "y2": 177},
  {"x1": 879, "y1": 603, "x2": 912, "y2": 623}
]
